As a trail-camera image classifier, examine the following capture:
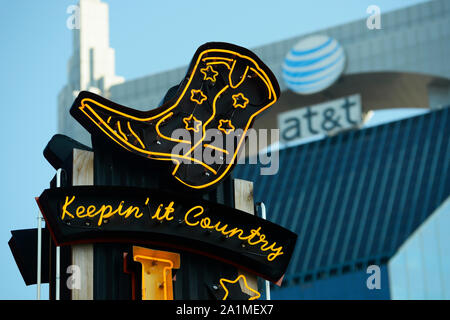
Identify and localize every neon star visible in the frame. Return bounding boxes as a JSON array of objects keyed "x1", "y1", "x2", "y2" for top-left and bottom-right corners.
[
  {"x1": 200, "y1": 65, "x2": 219, "y2": 82},
  {"x1": 183, "y1": 114, "x2": 202, "y2": 133},
  {"x1": 218, "y1": 119, "x2": 235, "y2": 135},
  {"x1": 232, "y1": 93, "x2": 249, "y2": 109},
  {"x1": 190, "y1": 89, "x2": 207, "y2": 105},
  {"x1": 219, "y1": 275, "x2": 261, "y2": 300}
]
